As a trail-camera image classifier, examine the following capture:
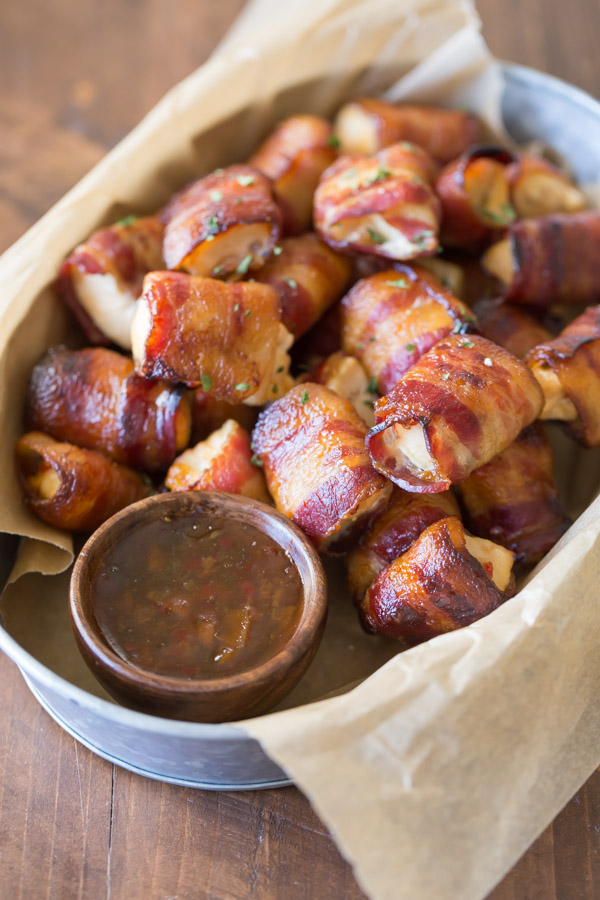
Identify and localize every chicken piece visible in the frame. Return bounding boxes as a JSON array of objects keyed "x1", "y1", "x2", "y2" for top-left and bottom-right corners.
[
  {"x1": 162, "y1": 165, "x2": 281, "y2": 277},
  {"x1": 482, "y1": 212, "x2": 600, "y2": 308},
  {"x1": 347, "y1": 487, "x2": 460, "y2": 603},
  {"x1": 360, "y1": 516, "x2": 514, "y2": 643},
  {"x1": 255, "y1": 233, "x2": 352, "y2": 338},
  {"x1": 334, "y1": 98, "x2": 480, "y2": 164},
  {"x1": 341, "y1": 265, "x2": 476, "y2": 393},
  {"x1": 165, "y1": 420, "x2": 269, "y2": 503},
  {"x1": 301, "y1": 351, "x2": 376, "y2": 425},
  {"x1": 366, "y1": 334, "x2": 543, "y2": 492},
  {"x1": 58, "y1": 216, "x2": 164, "y2": 349},
  {"x1": 314, "y1": 142, "x2": 441, "y2": 260},
  {"x1": 472, "y1": 298, "x2": 553, "y2": 359},
  {"x1": 436, "y1": 146, "x2": 516, "y2": 248},
  {"x1": 252, "y1": 383, "x2": 392, "y2": 553},
  {"x1": 132, "y1": 272, "x2": 293, "y2": 404},
  {"x1": 15, "y1": 432, "x2": 152, "y2": 532},
  {"x1": 526, "y1": 305, "x2": 600, "y2": 446},
  {"x1": 507, "y1": 155, "x2": 587, "y2": 219},
  {"x1": 249, "y1": 115, "x2": 337, "y2": 234},
  {"x1": 457, "y1": 423, "x2": 570, "y2": 564},
  {"x1": 26, "y1": 347, "x2": 191, "y2": 472}
]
